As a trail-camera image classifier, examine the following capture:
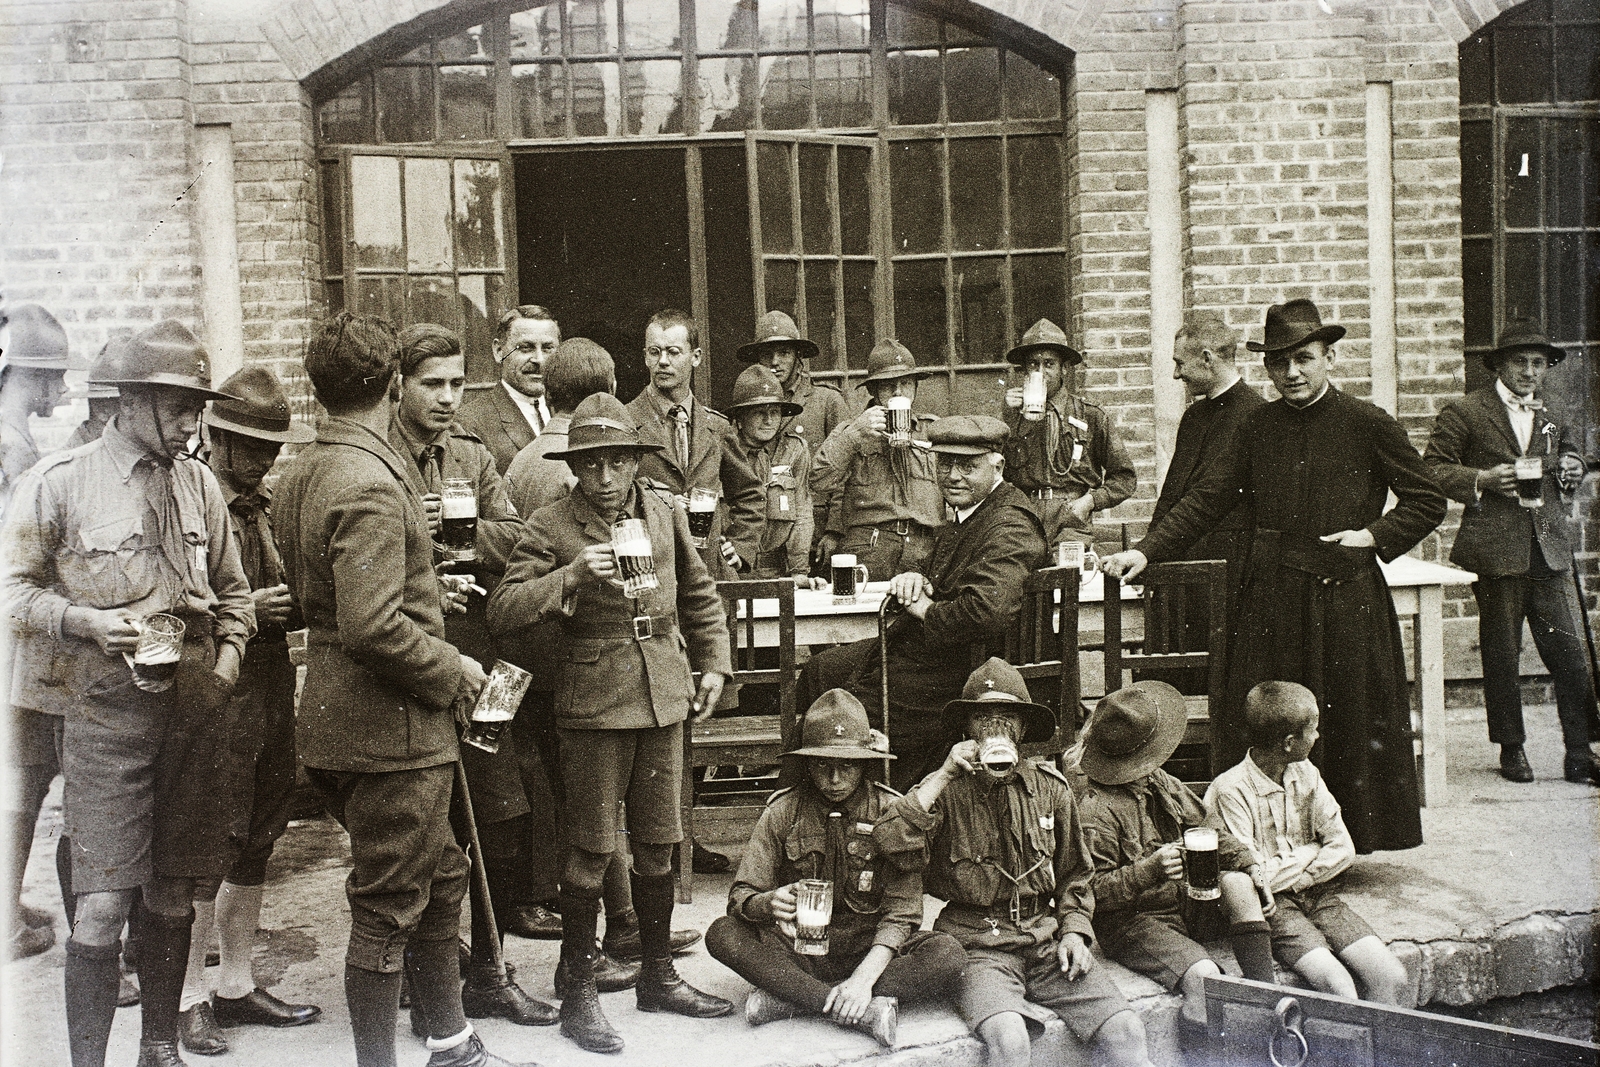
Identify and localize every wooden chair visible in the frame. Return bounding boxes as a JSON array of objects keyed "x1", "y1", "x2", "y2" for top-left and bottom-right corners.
[
  {"x1": 678, "y1": 578, "x2": 797, "y2": 902},
  {"x1": 1003, "y1": 566, "x2": 1084, "y2": 757}
]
